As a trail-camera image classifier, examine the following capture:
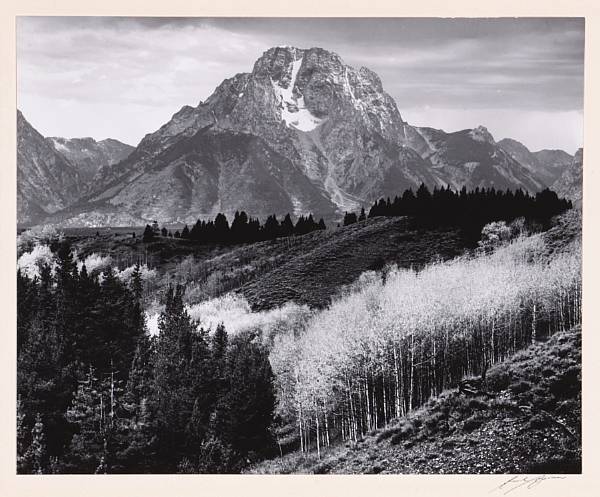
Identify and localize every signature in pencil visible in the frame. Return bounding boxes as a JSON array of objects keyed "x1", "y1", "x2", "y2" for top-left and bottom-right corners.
[{"x1": 490, "y1": 475, "x2": 567, "y2": 495}]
